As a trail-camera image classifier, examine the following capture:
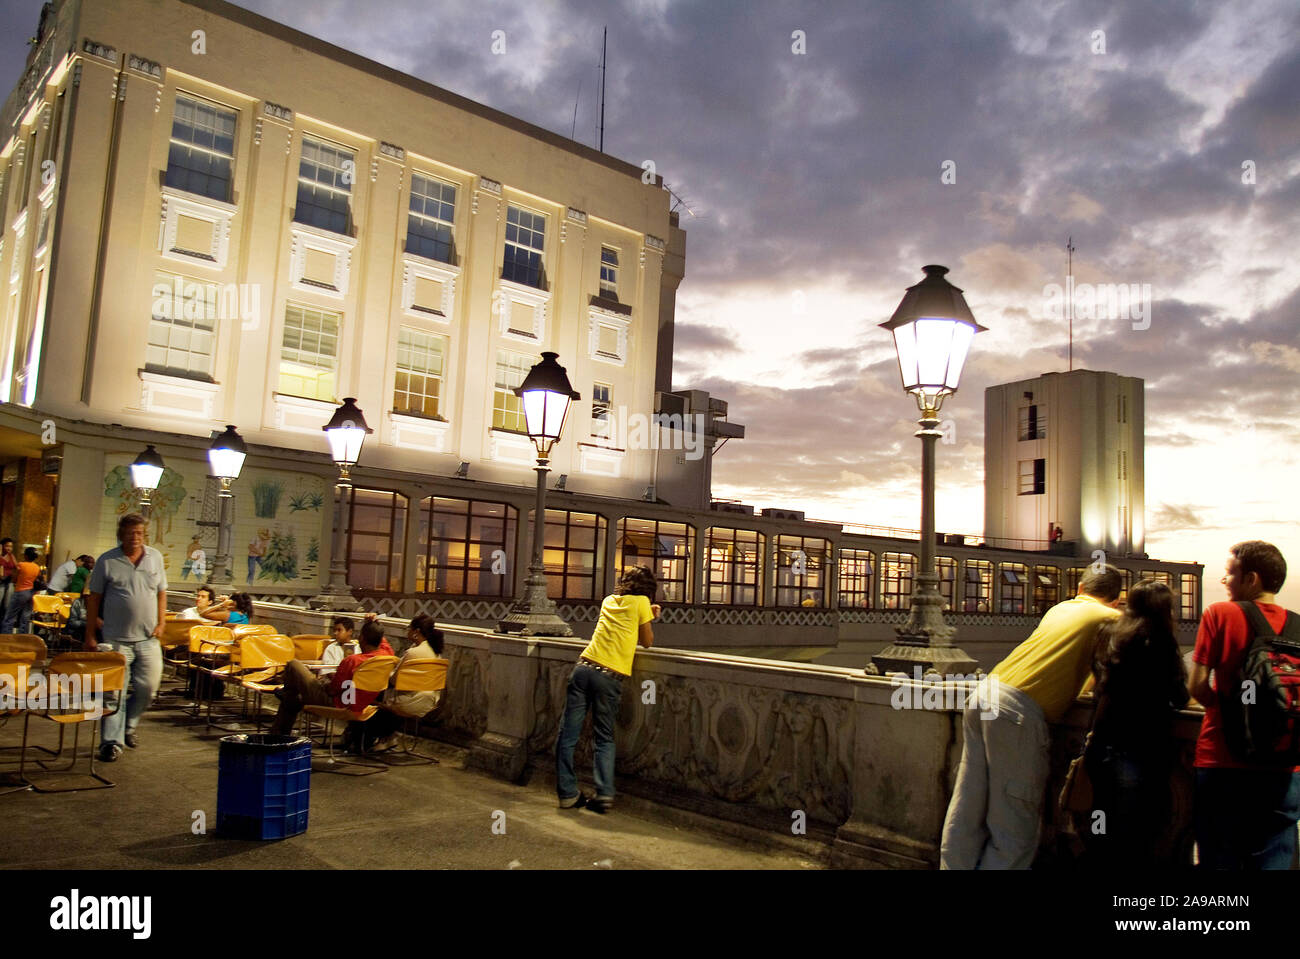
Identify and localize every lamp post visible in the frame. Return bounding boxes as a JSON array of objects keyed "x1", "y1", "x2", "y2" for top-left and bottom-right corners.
[
  {"x1": 206, "y1": 425, "x2": 246, "y2": 587},
  {"x1": 129, "y1": 445, "x2": 165, "y2": 521},
  {"x1": 870, "y1": 265, "x2": 985, "y2": 678},
  {"x1": 309, "y1": 398, "x2": 371, "y2": 611},
  {"x1": 497, "y1": 352, "x2": 580, "y2": 636}
]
